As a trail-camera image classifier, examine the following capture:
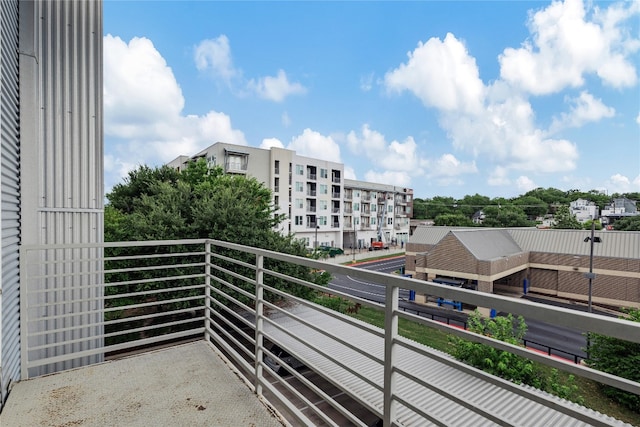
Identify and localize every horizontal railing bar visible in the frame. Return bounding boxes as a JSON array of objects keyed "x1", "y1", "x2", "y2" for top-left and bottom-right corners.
[
  {"x1": 104, "y1": 295, "x2": 204, "y2": 314},
  {"x1": 24, "y1": 306, "x2": 202, "y2": 335},
  {"x1": 395, "y1": 309, "x2": 640, "y2": 395},
  {"x1": 208, "y1": 261, "x2": 256, "y2": 288},
  {"x1": 261, "y1": 282, "x2": 385, "y2": 340},
  {"x1": 206, "y1": 238, "x2": 640, "y2": 342},
  {"x1": 205, "y1": 293, "x2": 254, "y2": 331},
  {"x1": 102, "y1": 283, "x2": 205, "y2": 302},
  {"x1": 206, "y1": 306, "x2": 255, "y2": 348},
  {"x1": 105, "y1": 262, "x2": 205, "y2": 275},
  {"x1": 99, "y1": 273, "x2": 206, "y2": 290},
  {"x1": 209, "y1": 250, "x2": 256, "y2": 271},
  {"x1": 29, "y1": 317, "x2": 205, "y2": 352},
  {"x1": 26, "y1": 329, "x2": 204, "y2": 373},
  {"x1": 21, "y1": 239, "x2": 208, "y2": 251},
  {"x1": 25, "y1": 261, "x2": 205, "y2": 281},
  {"x1": 261, "y1": 314, "x2": 383, "y2": 393},
  {"x1": 208, "y1": 272, "x2": 255, "y2": 301},
  {"x1": 207, "y1": 282, "x2": 255, "y2": 313},
  {"x1": 105, "y1": 251, "x2": 205, "y2": 262},
  {"x1": 256, "y1": 358, "x2": 343, "y2": 427}
]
